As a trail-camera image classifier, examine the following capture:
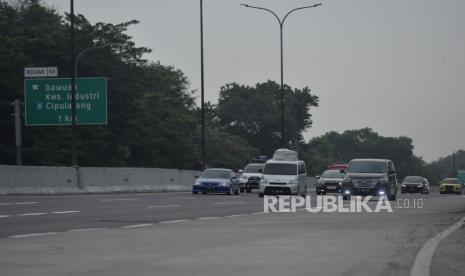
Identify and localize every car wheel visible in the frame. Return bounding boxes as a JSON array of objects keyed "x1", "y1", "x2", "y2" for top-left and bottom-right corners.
[
  {"x1": 258, "y1": 193, "x2": 264, "y2": 198},
  {"x1": 316, "y1": 191, "x2": 321, "y2": 195},
  {"x1": 201, "y1": 191, "x2": 207, "y2": 195},
  {"x1": 226, "y1": 187, "x2": 232, "y2": 195},
  {"x1": 246, "y1": 188, "x2": 252, "y2": 193},
  {"x1": 440, "y1": 191, "x2": 444, "y2": 194},
  {"x1": 193, "y1": 191, "x2": 198, "y2": 195},
  {"x1": 240, "y1": 188, "x2": 245, "y2": 193},
  {"x1": 234, "y1": 187, "x2": 240, "y2": 195},
  {"x1": 388, "y1": 192, "x2": 396, "y2": 201},
  {"x1": 342, "y1": 195, "x2": 350, "y2": 200}
]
